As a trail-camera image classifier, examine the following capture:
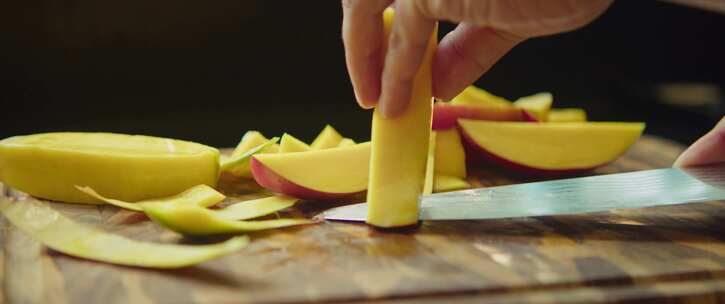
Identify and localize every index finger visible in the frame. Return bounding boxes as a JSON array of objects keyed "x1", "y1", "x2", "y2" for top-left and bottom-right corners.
[{"x1": 341, "y1": 0, "x2": 393, "y2": 109}]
